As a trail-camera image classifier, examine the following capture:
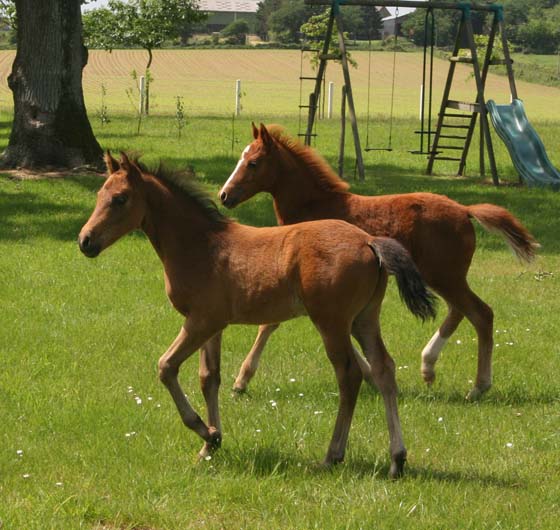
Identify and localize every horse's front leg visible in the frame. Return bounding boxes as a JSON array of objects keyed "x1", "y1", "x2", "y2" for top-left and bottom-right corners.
[
  {"x1": 158, "y1": 319, "x2": 224, "y2": 454},
  {"x1": 198, "y1": 331, "x2": 223, "y2": 459}
]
